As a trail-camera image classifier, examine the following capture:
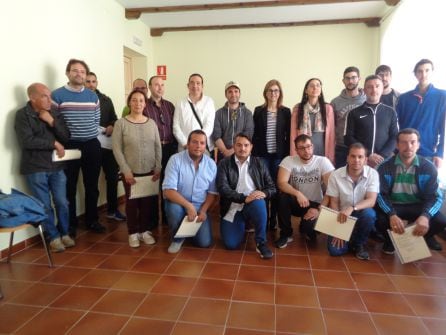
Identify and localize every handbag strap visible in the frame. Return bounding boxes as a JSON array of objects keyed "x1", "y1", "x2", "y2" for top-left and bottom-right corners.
[{"x1": 188, "y1": 101, "x2": 204, "y2": 129}]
